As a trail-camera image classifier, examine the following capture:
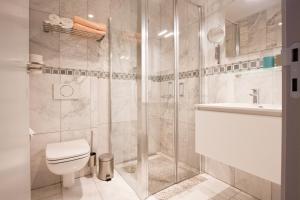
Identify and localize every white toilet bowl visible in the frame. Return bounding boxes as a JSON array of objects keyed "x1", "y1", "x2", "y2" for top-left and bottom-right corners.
[{"x1": 46, "y1": 139, "x2": 90, "y2": 187}]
